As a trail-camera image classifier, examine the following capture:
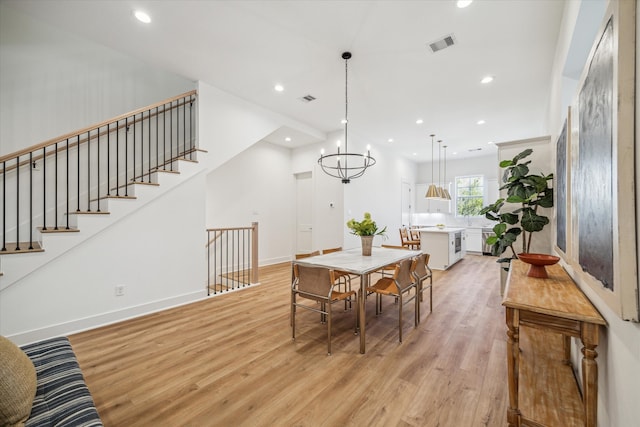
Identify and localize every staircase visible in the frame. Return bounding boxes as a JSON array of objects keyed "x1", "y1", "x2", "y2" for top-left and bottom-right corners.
[{"x1": 0, "y1": 90, "x2": 201, "y2": 288}]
